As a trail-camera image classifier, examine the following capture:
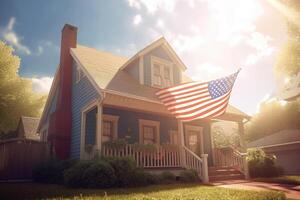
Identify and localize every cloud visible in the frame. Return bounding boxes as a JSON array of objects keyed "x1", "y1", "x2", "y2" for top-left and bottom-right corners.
[
  {"x1": 31, "y1": 77, "x2": 53, "y2": 94},
  {"x1": 0, "y1": 17, "x2": 31, "y2": 55},
  {"x1": 187, "y1": 62, "x2": 225, "y2": 81},
  {"x1": 133, "y1": 14, "x2": 142, "y2": 26},
  {"x1": 128, "y1": 0, "x2": 178, "y2": 14}
]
